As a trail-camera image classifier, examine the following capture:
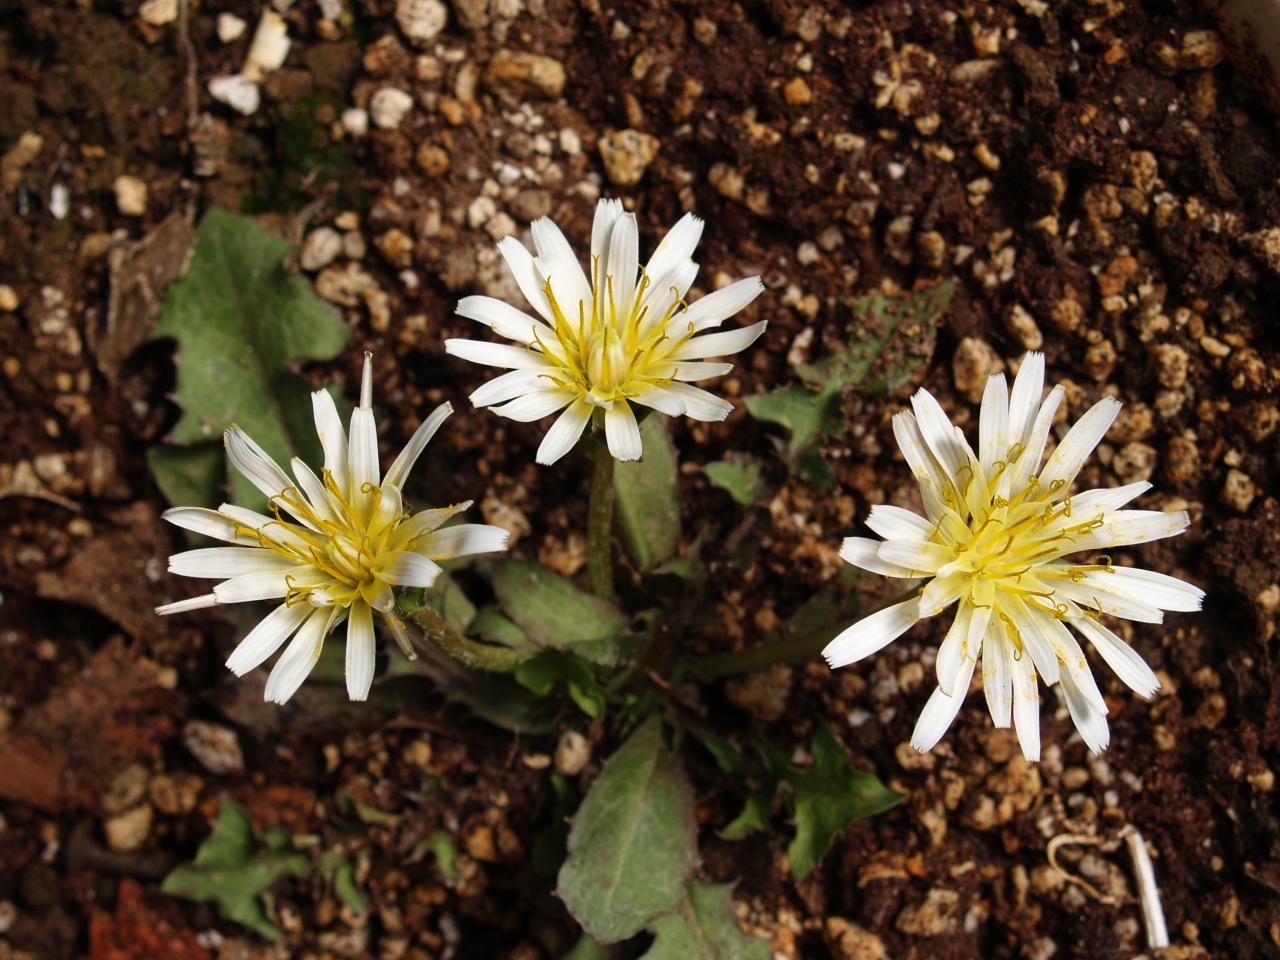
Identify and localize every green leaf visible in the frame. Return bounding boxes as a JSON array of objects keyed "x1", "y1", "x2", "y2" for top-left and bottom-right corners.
[
  {"x1": 703, "y1": 459, "x2": 765, "y2": 506},
  {"x1": 423, "y1": 573, "x2": 478, "y2": 636},
  {"x1": 514, "y1": 652, "x2": 606, "y2": 719},
  {"x1": 148, "y1": 208, "x2": 350, "y2": 511},
  {"x1": 557, "y1": 717, "x2": 697, "y2": 943},
  {"x1": 424, "y1": 831, "x2": 462, "y2": 883},
  {"x1": 563, "y1": 935, "x2": 622, "y2": 960},
  {"x1": 719, "y1": 792, "x2": 772, "y2": 841},
  {"x1": 161, "y1": 796, "x2": 309, "y2": 940},
  {"x1": 471, "y1": 606, "x2": 533, "y2": 649},
  {"x1": 642, "y1": 883, "x2": 771, "y2": 960},
  {"x1": 785, "y1": 726, "x2": 904, "y2": 880},
  {"x1": 146, "y1": 444, "x2": 225, "y2": 511},
  {"x1": 745, "y1": 280, "x2": 955, "y2": 487},
  {"x1": 491, "y1": 559, "x2": 628, "y2": 664},
  {"x1": 613, "y1": 414, "x2": 680, "y2": 571}
]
